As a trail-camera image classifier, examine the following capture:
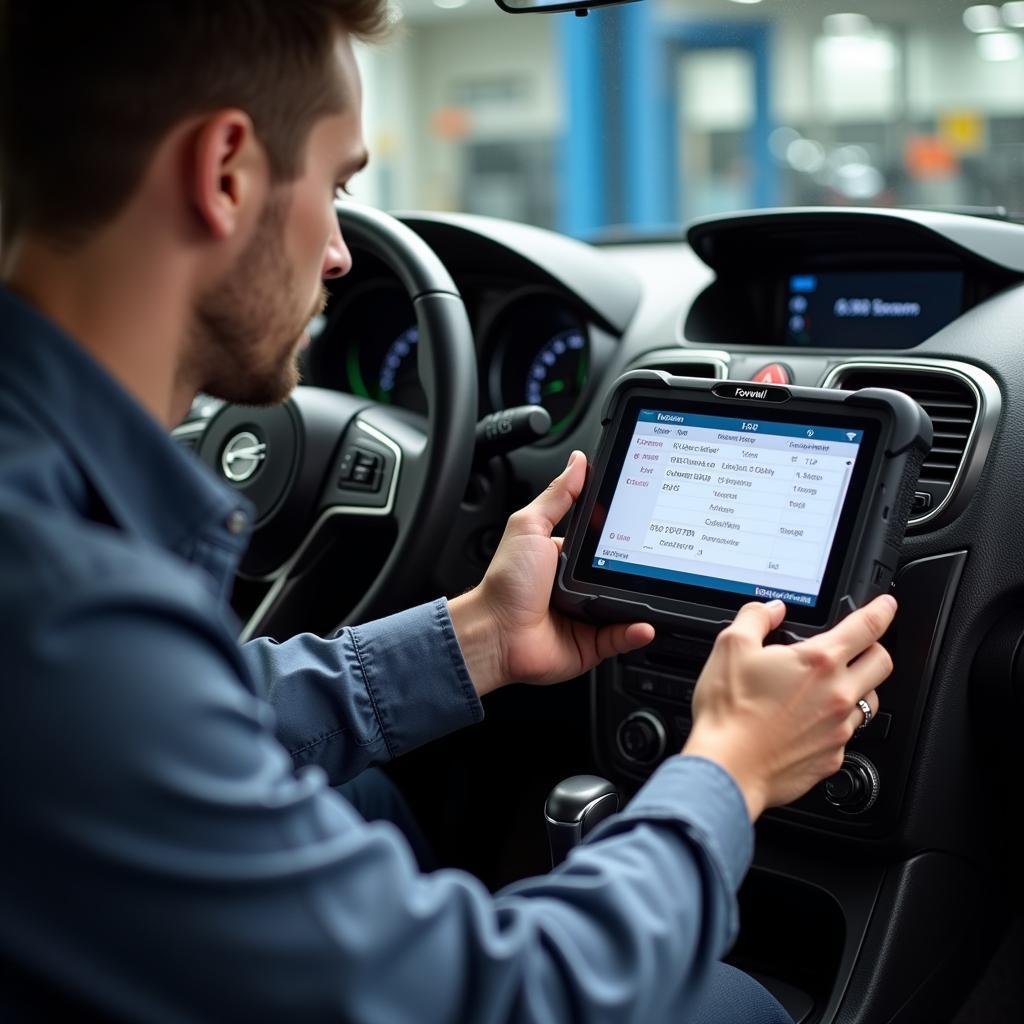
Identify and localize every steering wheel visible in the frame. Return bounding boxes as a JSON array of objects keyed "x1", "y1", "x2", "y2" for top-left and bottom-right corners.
[{"x1": 187, "y1": 203, "x2": 478, "y2": 640}]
